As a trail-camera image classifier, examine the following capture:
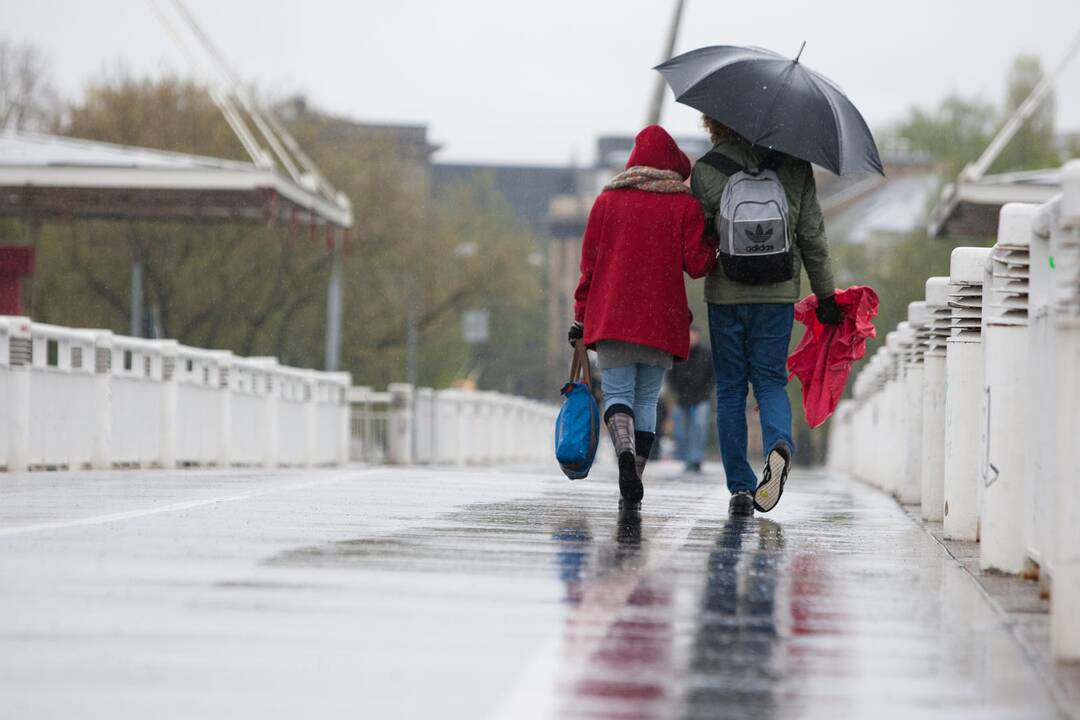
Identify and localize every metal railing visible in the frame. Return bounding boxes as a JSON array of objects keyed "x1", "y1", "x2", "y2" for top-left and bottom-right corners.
[
  {"x1": 830, "y1": 159, "x2": 1080, "y2": 661},
  {"x1": 0, "y1": 319, "x2": 351, "y2": 471},
  {"x1": 351, "y1": 384, "x2": 558, "y2": 467},
  {"x1": 349, "y1": 387, "x2": 390, "y2": 464}
]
